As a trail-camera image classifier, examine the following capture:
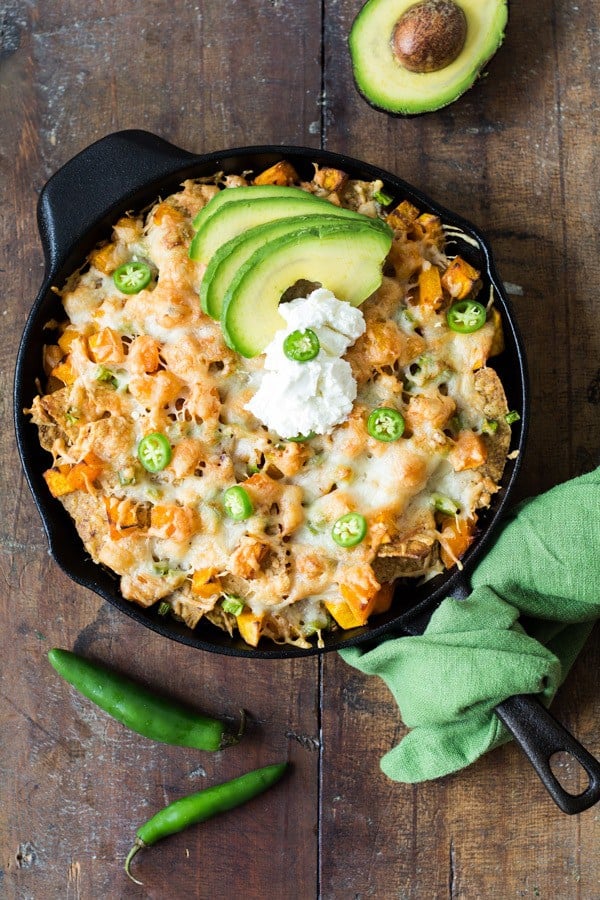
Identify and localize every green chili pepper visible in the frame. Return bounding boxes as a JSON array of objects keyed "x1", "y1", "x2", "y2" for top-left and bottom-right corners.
[
  {"x1": 113, "y1": 261, "x2": 152, "y2": 294},
  {"x1": 367, "y1": 407, "x2": 405, "y2": 442},
  {"x1": 137, "y1": 432, "x2": 172, "y2": 472},
  {"x1": 331, "y1": 512, "x2": 367, "y2": 548},
  {"x1": 47, "y1": 649, "x2": 242, "y2": 752},
  {"x1": 283, "y1": 328, "x2": 320, "y2": 362},
  {"x1": 125, "y1": 763, "x2": 288, "y2": 884},
  {"x1": 446, "y1": 300, "x2": 487, "y2": 334},
  {"x1": 222, "y1": 485, "x2": 253, "y2": 521}
]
